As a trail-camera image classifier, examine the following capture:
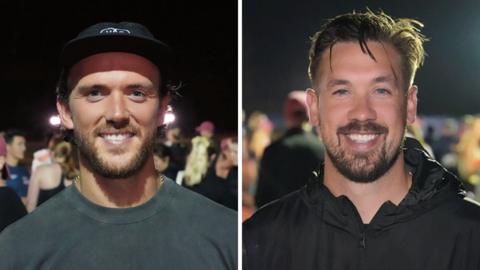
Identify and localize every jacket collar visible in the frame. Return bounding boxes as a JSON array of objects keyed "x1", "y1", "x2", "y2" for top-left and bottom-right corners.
[{"x1": 304, "y1": 137, "x2": 464, "y2": 235}]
